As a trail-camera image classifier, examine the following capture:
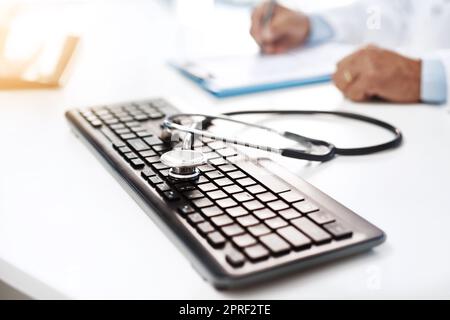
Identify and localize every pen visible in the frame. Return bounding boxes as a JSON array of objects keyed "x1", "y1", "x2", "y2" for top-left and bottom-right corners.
[{"x1": 261, "y1": 0, "x2": 276, "y2": 31}]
